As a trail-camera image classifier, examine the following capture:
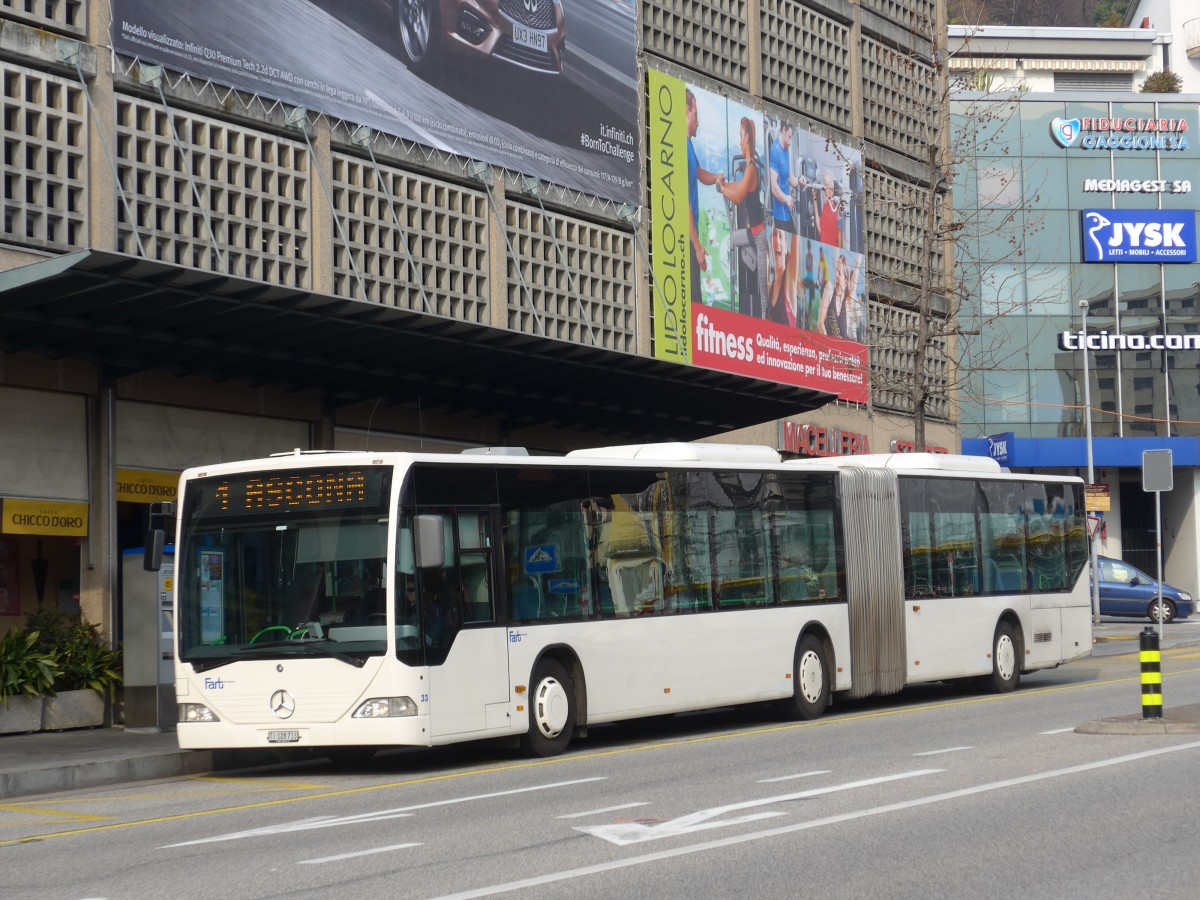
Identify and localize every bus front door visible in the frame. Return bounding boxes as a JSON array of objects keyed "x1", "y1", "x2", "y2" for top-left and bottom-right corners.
[{"x1": 428, "y1": 629, "x2": 511, "y2": 739}]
